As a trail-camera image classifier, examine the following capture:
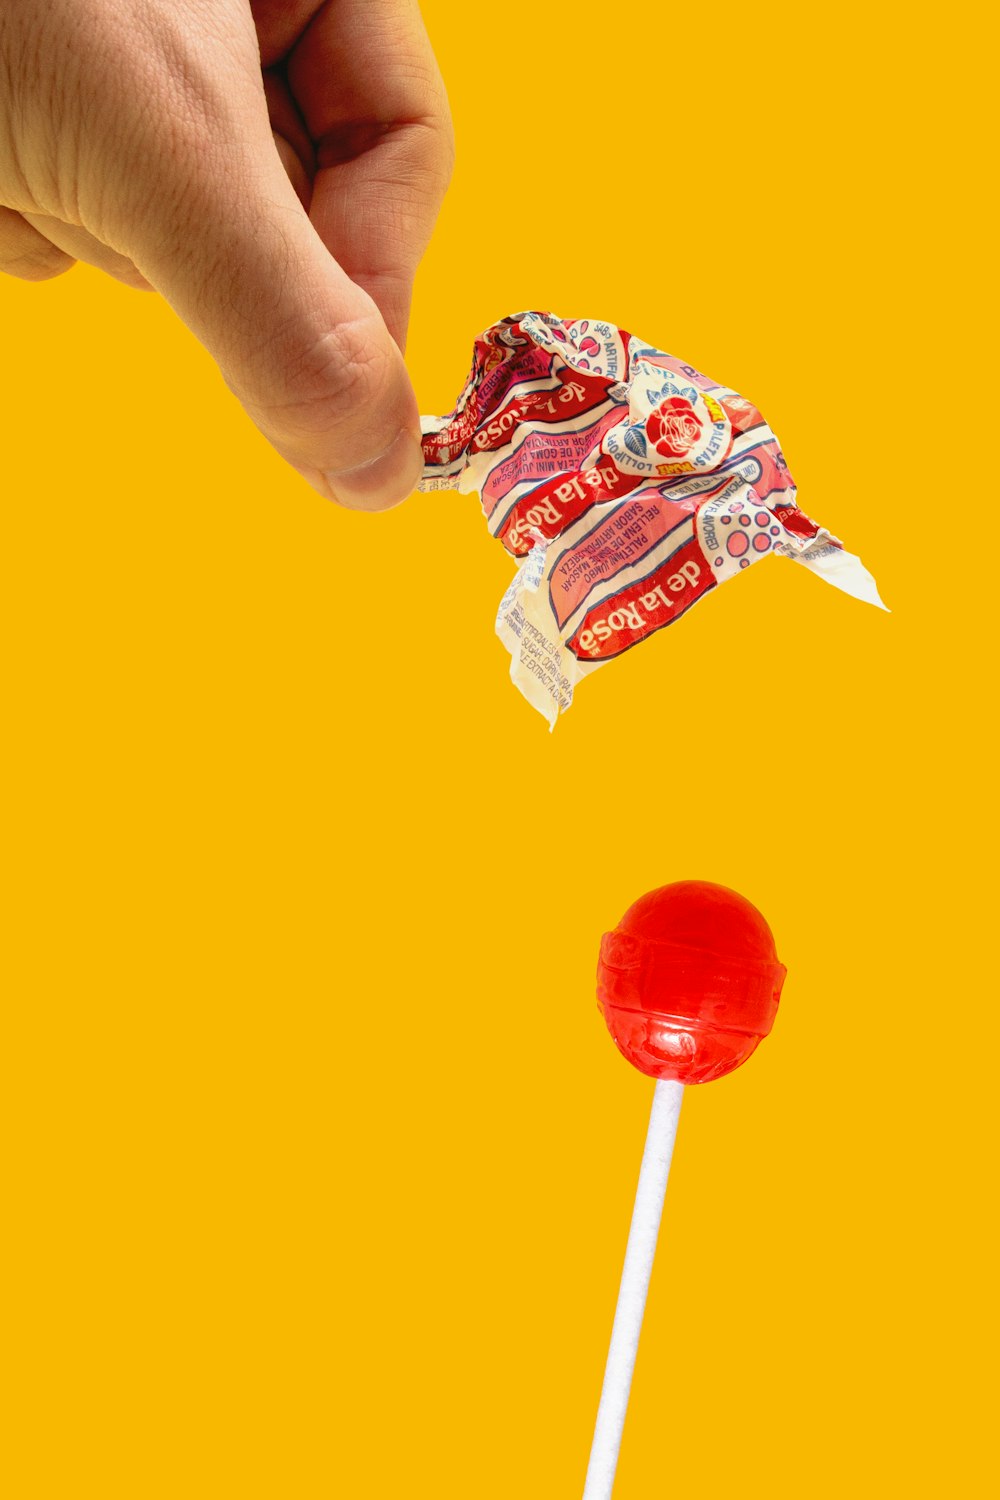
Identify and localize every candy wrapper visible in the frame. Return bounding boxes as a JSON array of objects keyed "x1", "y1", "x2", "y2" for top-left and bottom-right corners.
[{"x1": 419, "y1": 313, "x2": 884, "y2": 725}]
